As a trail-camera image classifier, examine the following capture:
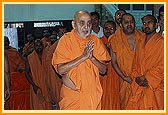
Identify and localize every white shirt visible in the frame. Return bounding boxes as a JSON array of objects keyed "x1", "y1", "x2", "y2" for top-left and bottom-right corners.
[
  {"x1": 156, "y1": 26, "x2": 164, "y2": 37},
  {"x1": 91, "y1": 25, "x2": 104, "y2": 38}
]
